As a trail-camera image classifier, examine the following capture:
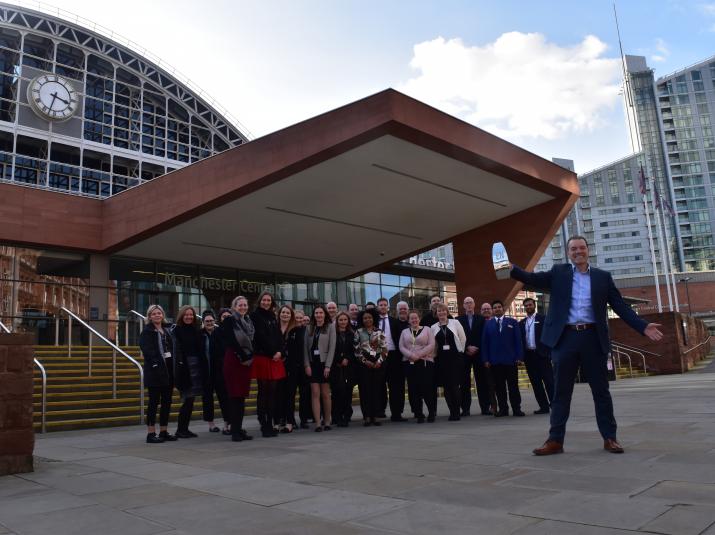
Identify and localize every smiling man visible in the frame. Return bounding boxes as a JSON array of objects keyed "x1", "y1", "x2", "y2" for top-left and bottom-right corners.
[{"x1": 510, "y1": 235, "x2": 663, "y2": 456}]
